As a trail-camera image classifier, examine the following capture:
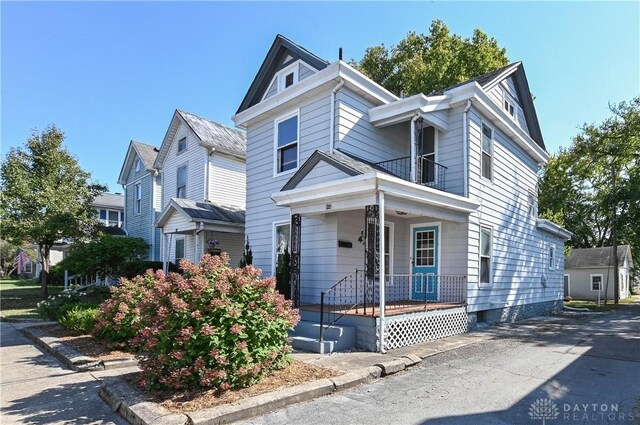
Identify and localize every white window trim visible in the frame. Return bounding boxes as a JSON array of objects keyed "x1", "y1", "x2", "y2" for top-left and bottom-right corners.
[
  {"x1": 273, "y1": 109, "x2": 300, "y2": 177},
  {"x1": 135, "y1": 184, "x2": 142, "y2": 215},
  {"x1": 174, "y1": 237, "x2": 185, "y2": 262},
  {"x1": 134, "y1": 158, "x2": 141, "y2": 172},
  {"x1": 564, "y1": 274, "x2": 571, "y2": 297},
  {"x1": 262, "y1": 59, "x2": 319, "y2": 101},
  {"x1": 548, "y1": 244, "x2": 556, "y2": 271},
  {"x1": 177, "y1": 137, "x2": 187, "y2": 154},
  {"x1": 479, "y1": 224, "x2": 493, "y2": 286},
  {"x1": 24, "y1": 261, "x2": 33, "y2": 273},
  {"x1": 590, "y1": 274, "x2": 604, "y2": 292},
  {"x1": 480, "y1": 121, "x2": 494, "y2": 183},
  {"x1": 176, "y1": 164, "x2": 188, "y2": 198},
  {"x1": 384, "y1": 221, "x2": 394, "y2": 276},
  {"x1": 272, "y1": 220, "x2": 291, "y2": 276},
  {"x1": 502, "y1": 87, "x2": 517, "y2": 121}
]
